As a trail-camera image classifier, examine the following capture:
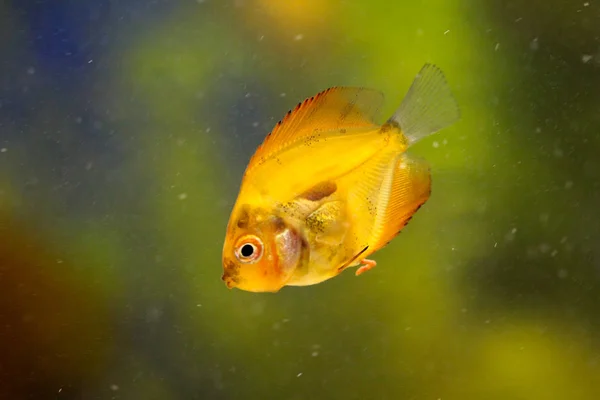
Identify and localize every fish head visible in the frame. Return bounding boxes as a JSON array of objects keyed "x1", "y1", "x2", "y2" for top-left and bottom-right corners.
[{"x1": 222, "y1": 205, "x2": 303, "y2": 293}]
